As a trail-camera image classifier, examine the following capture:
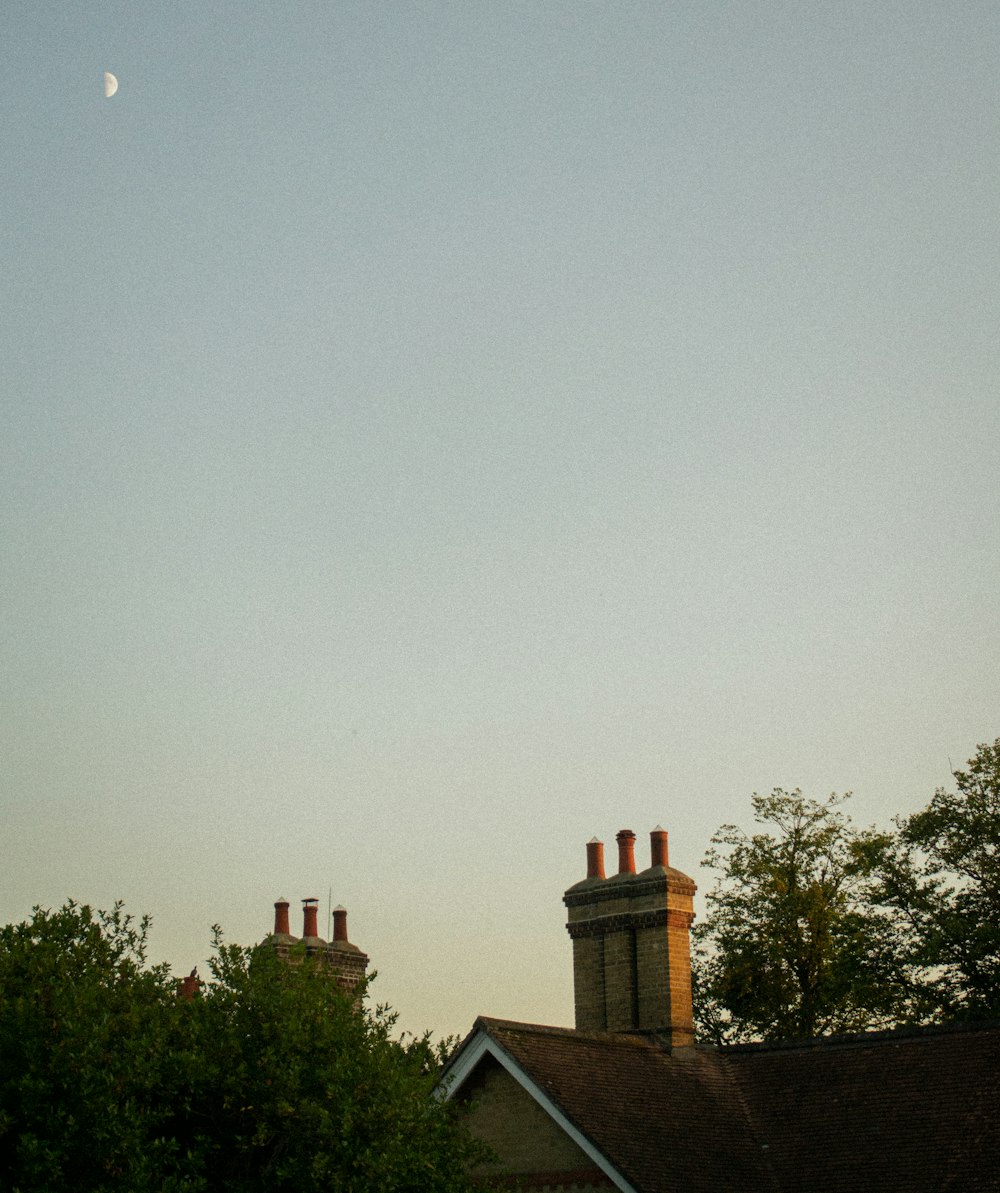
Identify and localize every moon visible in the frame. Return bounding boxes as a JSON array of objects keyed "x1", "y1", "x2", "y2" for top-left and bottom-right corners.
[{"x1": 104, "y1": 71, "x2": 118, "y2": 98}]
